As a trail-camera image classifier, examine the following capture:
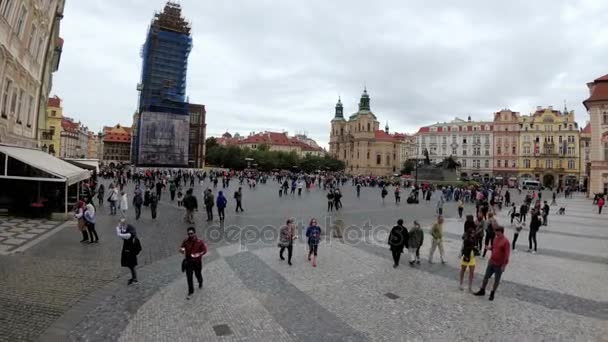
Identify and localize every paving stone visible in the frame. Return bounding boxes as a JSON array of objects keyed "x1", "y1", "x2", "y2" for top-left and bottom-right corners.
[
  {"x1": 3, "y1": 238, "x2": 27, "y2": 245},
  {"x1": 0, "y1": 231, "x2": 16, "y2": 237},
  {"x1": 16, "y1": 233, "x2": 37, "y2": 240}
]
